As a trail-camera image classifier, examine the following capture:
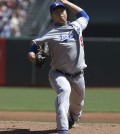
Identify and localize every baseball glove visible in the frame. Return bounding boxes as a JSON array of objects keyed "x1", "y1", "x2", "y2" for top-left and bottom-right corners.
[{"x1": 36, "y1": 42, "x2": 49, "y2": 68}]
